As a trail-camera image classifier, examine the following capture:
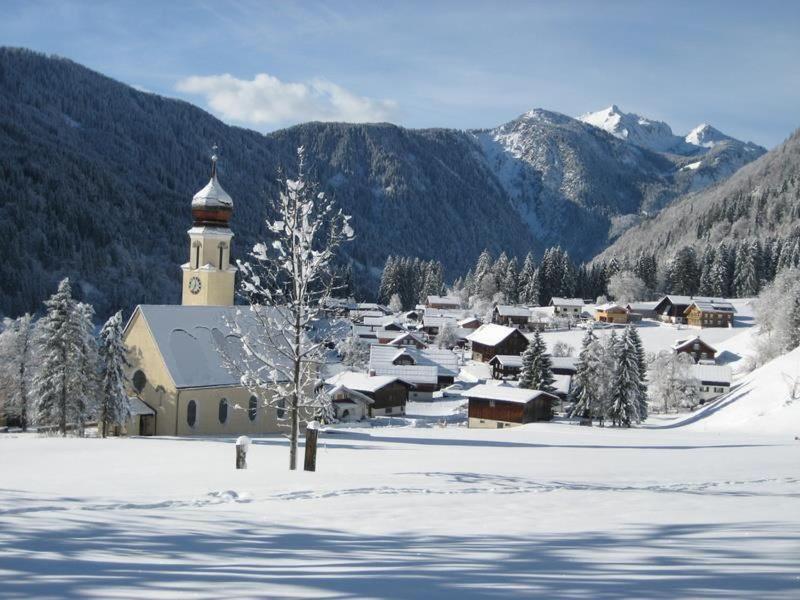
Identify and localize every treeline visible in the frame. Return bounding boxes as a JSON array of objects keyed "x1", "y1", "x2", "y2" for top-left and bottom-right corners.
[
  {"x1": 376, "y1": 247, "x2": 609, "y2": 308},
  {"x1": 377, "y1": 257, "x2": 445, "y2": 310},
  {"x1": 0, "y1": 278, "x2": 130, "y2": 436},
  {"x1": 602, "y1": 231, "x2": 800, "y2": 299}
]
